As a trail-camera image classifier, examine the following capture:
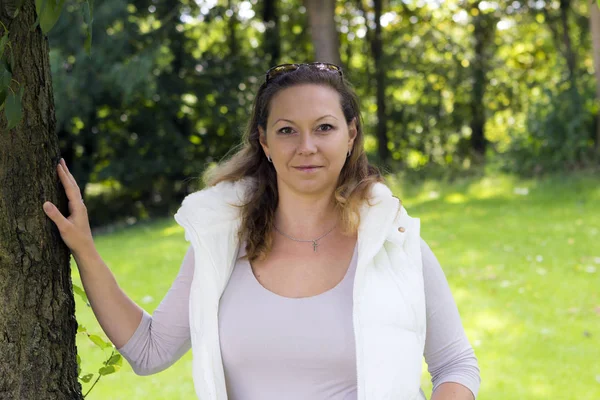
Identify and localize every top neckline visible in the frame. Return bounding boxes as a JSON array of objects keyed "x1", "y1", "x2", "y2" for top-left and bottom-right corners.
[{"x1": 237, "y1": 242, "x2": 358, "y2": 301}]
